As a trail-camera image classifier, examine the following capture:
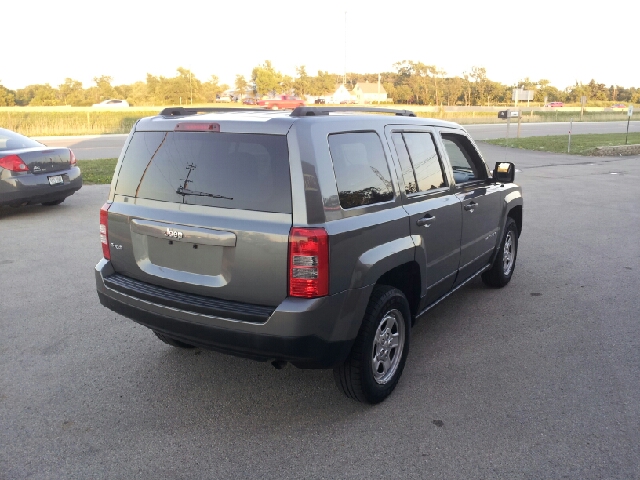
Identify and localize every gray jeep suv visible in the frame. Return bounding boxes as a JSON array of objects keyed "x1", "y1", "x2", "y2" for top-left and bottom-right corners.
[{"x1": 96, "y1": 106, "x2": 523, "y2": 404}]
